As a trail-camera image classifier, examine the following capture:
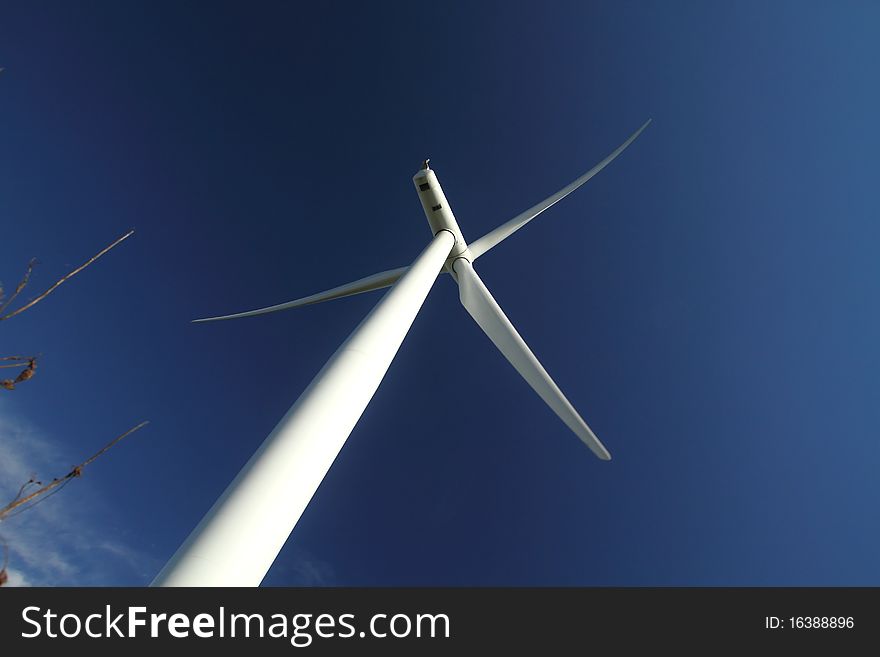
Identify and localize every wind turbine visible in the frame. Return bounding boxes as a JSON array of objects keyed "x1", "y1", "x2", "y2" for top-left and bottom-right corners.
[{"x1": 153, "y1": 119, "x2": 651, "y2": 586}]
